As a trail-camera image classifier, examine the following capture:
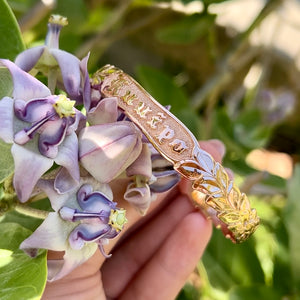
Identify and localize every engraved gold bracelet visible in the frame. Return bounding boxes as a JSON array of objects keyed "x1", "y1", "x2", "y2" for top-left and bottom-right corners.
[{"x1": 91, "y1": 65, "x2": 260, "y2": 243}]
